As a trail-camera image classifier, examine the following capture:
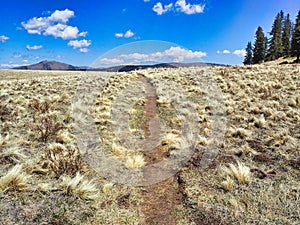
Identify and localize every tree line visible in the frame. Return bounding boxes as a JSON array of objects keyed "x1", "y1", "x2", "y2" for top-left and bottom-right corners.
[{"x1": 244, "y1": 10, "x2": 300, "y2": 65}]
